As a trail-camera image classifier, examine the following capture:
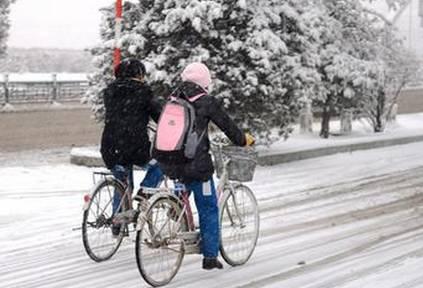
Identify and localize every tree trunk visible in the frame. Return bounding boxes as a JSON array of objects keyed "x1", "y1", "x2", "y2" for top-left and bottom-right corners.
[
  {"x1": 374, "y1": 89, "x2": 385, "y2": 133},
  {"x1": 320, "y1": 96, "x2": 332, "y2": 138},
  {"x1": 300, "y1": 100, "x2": 313, "y2": 134},
  {"x1": 387, "y1": 103, "x2": 398, "y2": 123},
  {"x1": 340, "y1": 108, "x2": 353, "y2": 135}
]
